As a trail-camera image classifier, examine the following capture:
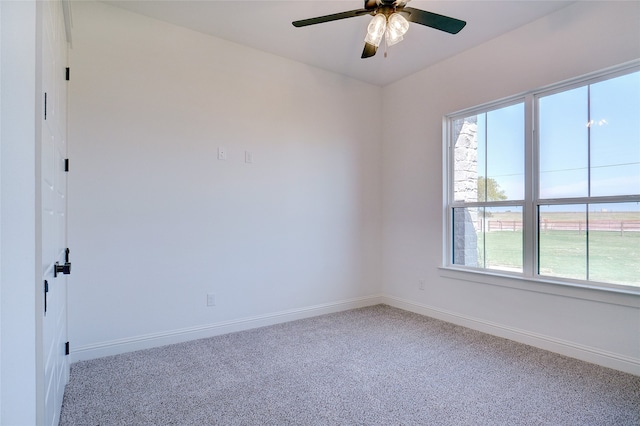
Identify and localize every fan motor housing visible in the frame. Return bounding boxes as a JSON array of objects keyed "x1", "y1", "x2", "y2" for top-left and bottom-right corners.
[{"x1": 376, "y1": 0, "x2": 408, "y2": 7}]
